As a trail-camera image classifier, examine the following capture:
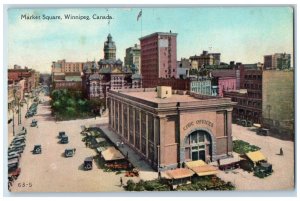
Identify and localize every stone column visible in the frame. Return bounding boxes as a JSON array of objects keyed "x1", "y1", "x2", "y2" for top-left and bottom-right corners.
[
  {"x1": 145, "y1": 113, "x2": 149, "y2": 158},
  {"x1": 227, "y1": 109, "x2": 233, "y2": 153},
  {"x1": 159, "y1": 116, "x2": 166, "y2": 166},
  {"x1": 121, "y1": 103, "x2": 124, "y2": 137},
  {"x1": 127, "y1": 104, "x2": 130, "y2": 141}
]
